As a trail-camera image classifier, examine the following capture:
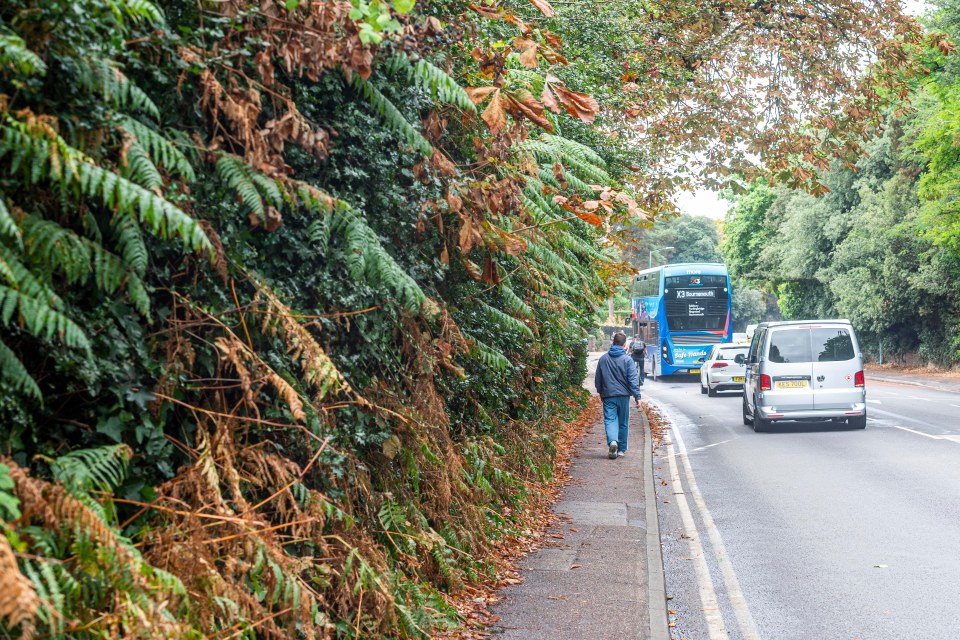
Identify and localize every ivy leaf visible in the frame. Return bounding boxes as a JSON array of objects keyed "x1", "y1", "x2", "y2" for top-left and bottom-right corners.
[
  {"x1": 394, "y1": 0, "x2": 416, "y2": 13},
  {"x1": 285, "y1": 0, "x2": 300, "y2": 10}
]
